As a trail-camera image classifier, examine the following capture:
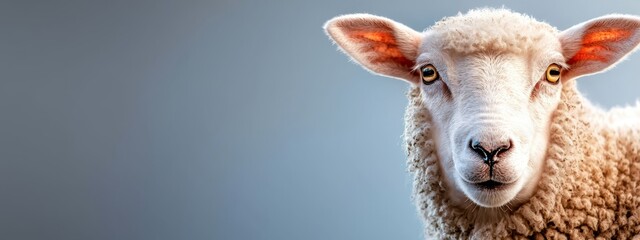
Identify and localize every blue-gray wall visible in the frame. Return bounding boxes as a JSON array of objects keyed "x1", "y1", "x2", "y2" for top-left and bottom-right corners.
[{"x1": 1, "y1": 1, "x2": 639, "y2": 239}]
